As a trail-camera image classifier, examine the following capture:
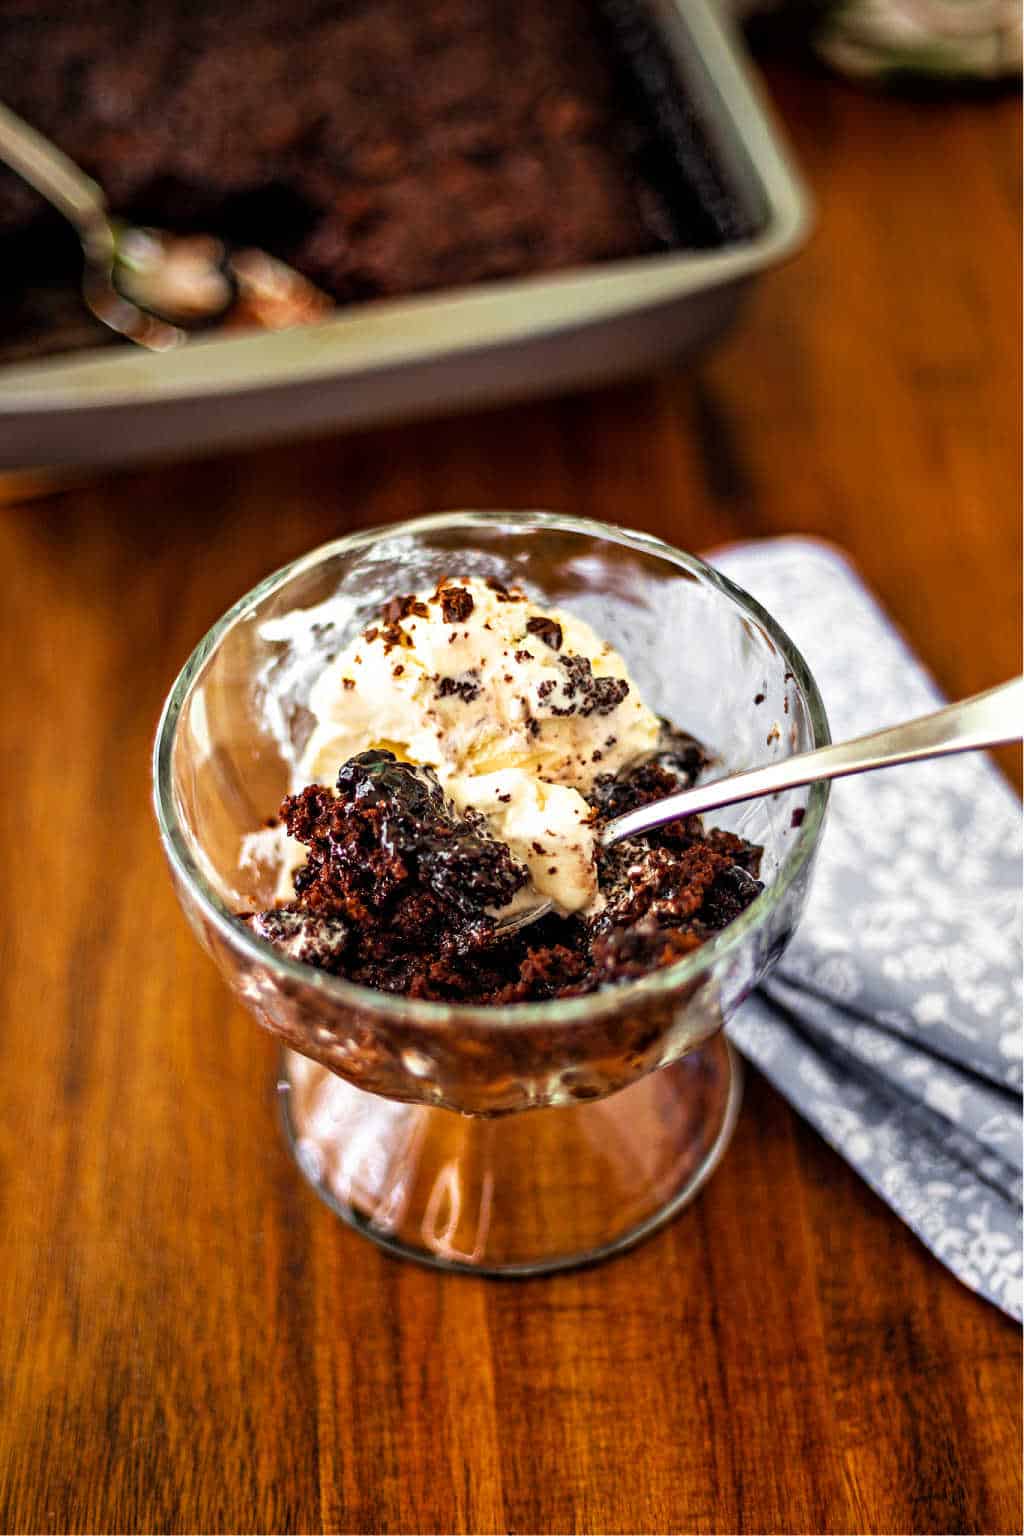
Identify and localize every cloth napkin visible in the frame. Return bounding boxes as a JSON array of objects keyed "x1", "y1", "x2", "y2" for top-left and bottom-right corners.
[{"x1": 711, "y1": 539, "x2": 1022, "y2": 1322}]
